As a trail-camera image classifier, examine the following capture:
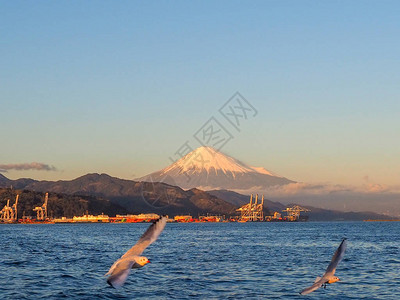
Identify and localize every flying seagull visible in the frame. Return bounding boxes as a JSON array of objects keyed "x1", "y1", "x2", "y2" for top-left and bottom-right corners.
[
  {"x1": 105, "y1": 216, "x2": 167, "y2": 288},
  {"x1": 300, "y1": 238, "x2": 347, "y2": 295}
]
